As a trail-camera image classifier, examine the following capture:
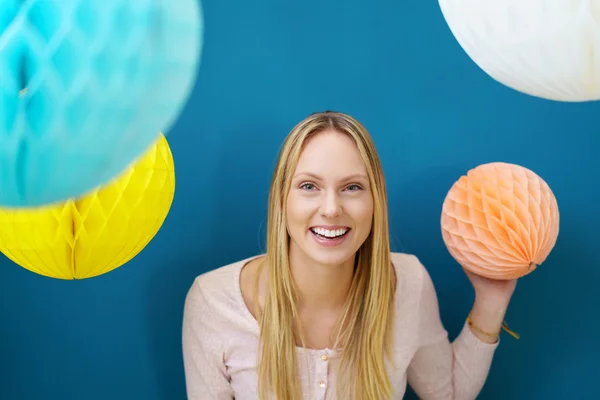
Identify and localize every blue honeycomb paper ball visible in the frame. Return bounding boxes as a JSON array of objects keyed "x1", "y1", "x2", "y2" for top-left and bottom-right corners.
[{"x1": 0, "y1": 0, "x2": 203, "y2": 207}]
